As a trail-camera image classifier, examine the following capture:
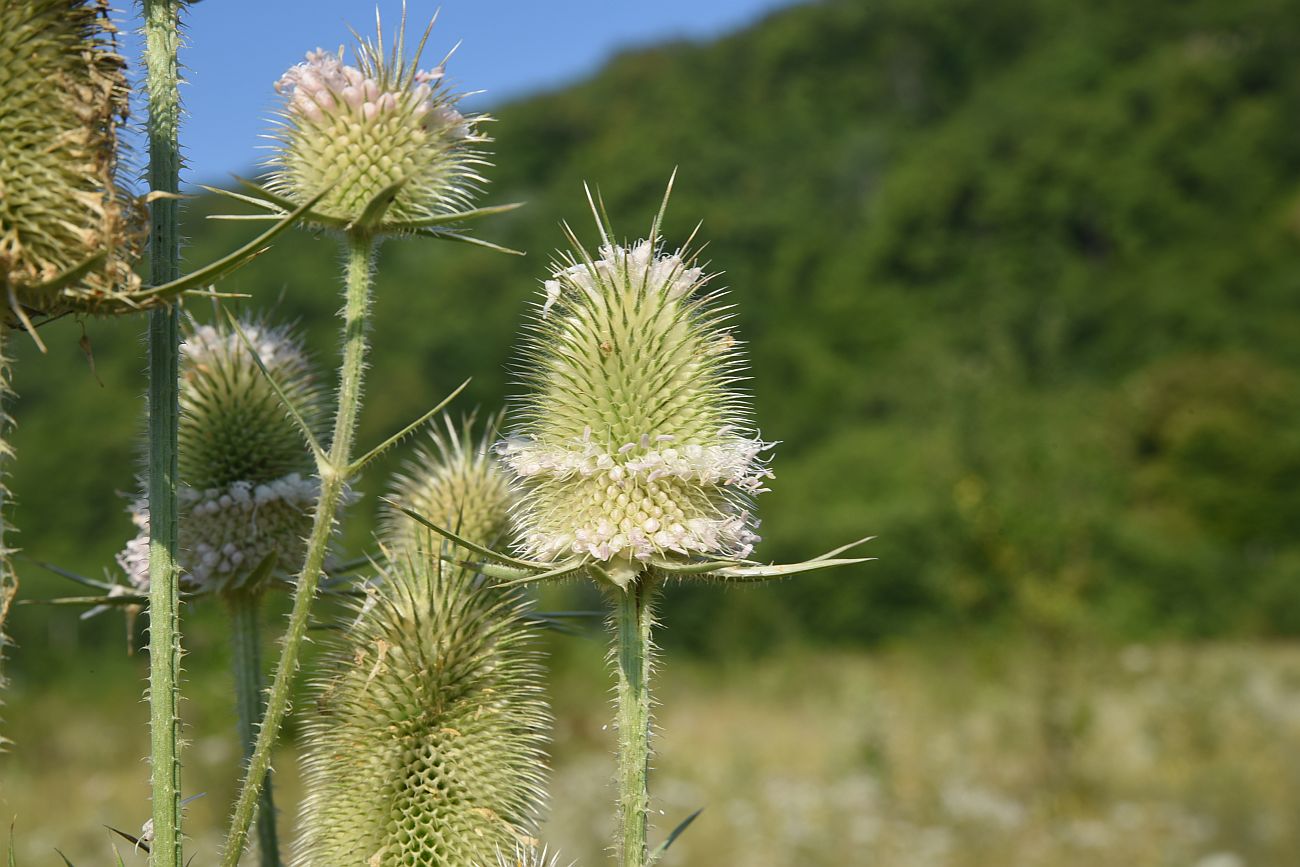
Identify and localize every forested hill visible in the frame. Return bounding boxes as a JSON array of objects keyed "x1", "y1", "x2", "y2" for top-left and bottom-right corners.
[{"x1": 11, "y1": 0, "x2": 1300, "y2": 656}]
